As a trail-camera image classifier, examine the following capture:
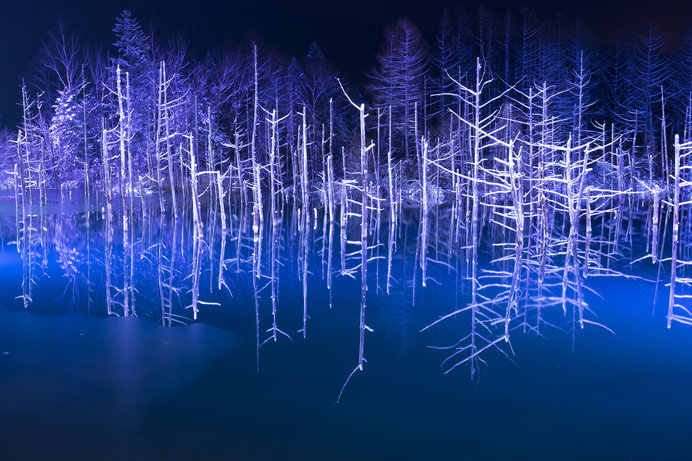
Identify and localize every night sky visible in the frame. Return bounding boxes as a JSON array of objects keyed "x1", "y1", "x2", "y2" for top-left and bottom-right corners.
[{"x1": 0, "y1": 0, "x2": 689, "y2": 128}]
